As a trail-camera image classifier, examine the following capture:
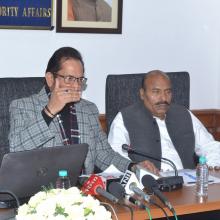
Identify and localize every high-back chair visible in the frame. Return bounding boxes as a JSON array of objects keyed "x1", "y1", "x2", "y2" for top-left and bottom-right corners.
[
  {"x1": 105, "y1": 72, "x2": 190, "y2": 133},
  {"x1": 0, "y1": 77, "x2": 44, "y2": 161}
]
